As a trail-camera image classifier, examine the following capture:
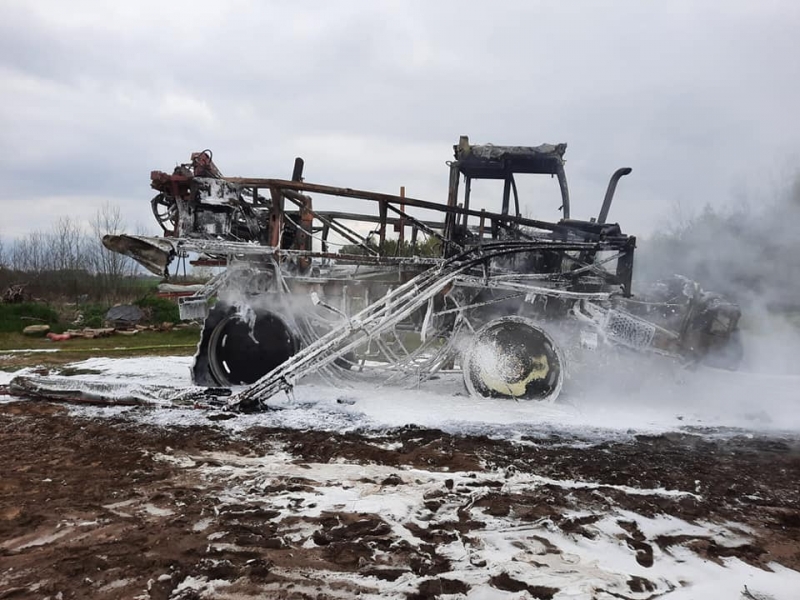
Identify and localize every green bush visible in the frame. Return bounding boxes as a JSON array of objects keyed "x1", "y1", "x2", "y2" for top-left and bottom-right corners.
[
  {"x1": 0, "y1": 302, "x2": 61, "y2": 333},
  {"x1": 134, "y1": 295, "x2": 180, "y2": 324},
  {"x1": 77, "y1": 304, "x2": 109, "y2": 329}
]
